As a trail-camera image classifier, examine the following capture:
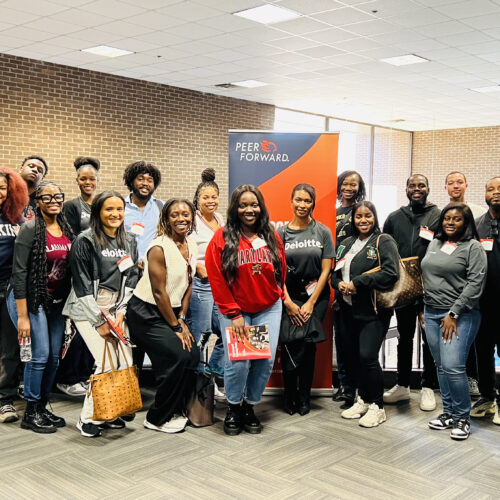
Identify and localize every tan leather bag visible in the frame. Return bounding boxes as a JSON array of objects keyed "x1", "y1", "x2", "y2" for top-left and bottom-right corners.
[
  {"x1": 365, "y1": 235, "x2": 424, "y2": 312},
  {"x1": 90, "y1": 341, "x2": 142, "y2": 421}
]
